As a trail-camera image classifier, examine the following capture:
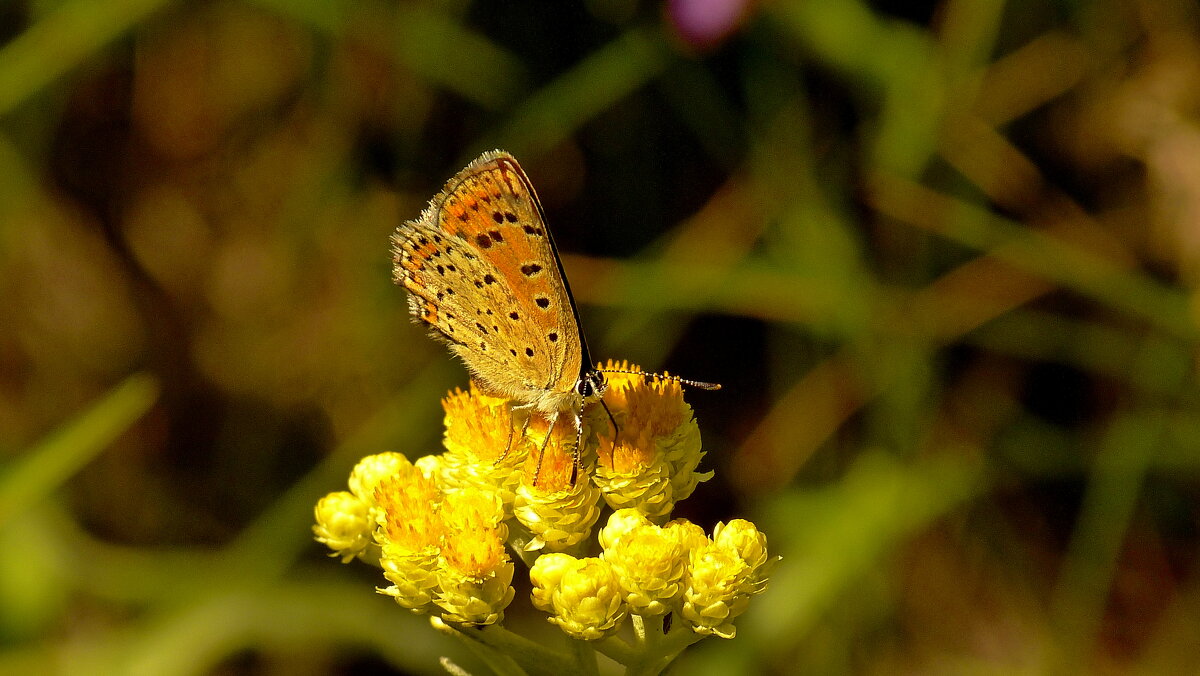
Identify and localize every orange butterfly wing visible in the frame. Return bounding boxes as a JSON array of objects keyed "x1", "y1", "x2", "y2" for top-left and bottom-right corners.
[{"x1": 392, "y1": 151, "x2": 585, "y2": 412}]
